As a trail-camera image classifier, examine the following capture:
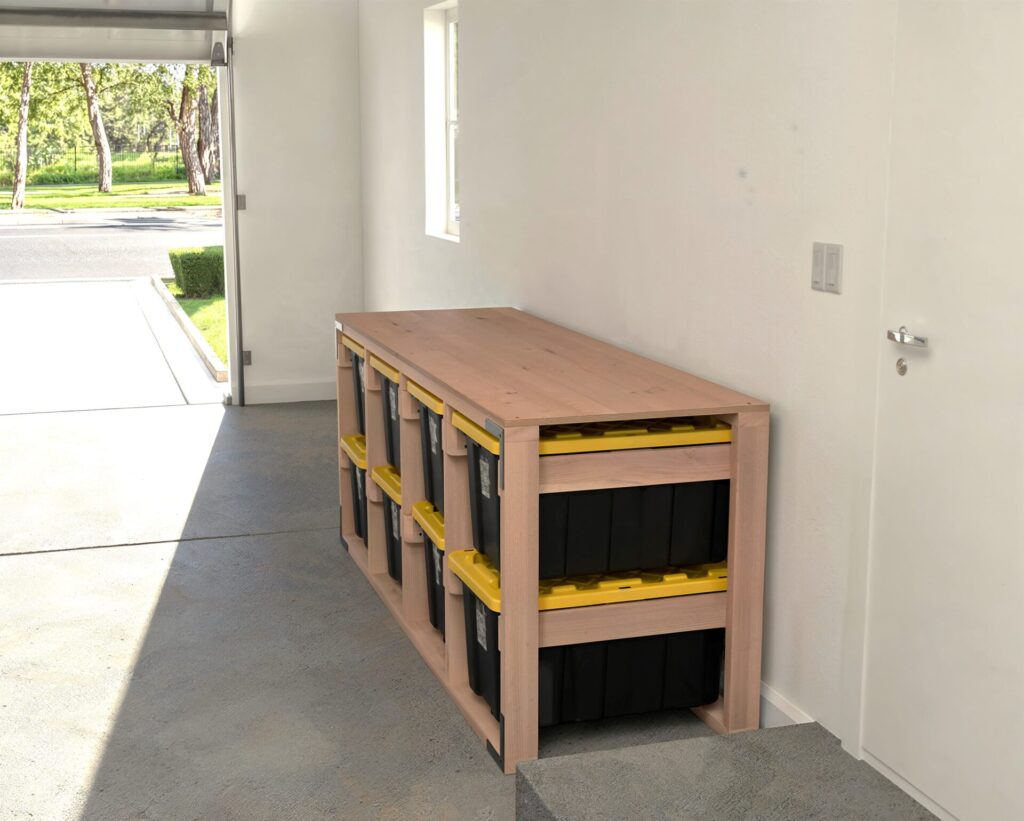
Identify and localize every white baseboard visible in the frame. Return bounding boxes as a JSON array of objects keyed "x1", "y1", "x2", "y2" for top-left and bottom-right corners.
[
  {"x1": 760, "y1": 681, "x2": 815, "y2": 728},
  {"x1": 861, "y1": 749, "x2": 958, "y2": 821},
  {"x1": 243, "y1": 377, "x2": 336, "y2": 404}
]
